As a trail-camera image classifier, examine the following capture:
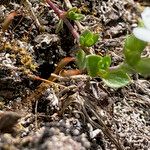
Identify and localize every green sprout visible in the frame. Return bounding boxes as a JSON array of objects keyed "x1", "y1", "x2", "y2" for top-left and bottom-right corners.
[
  {"x1": 46, "y1": 0, "x2": 150, "y2": 88},
  {"x1": 66, "y1": 7, "x2": 85, "y2": 21},
  {"x1": 76, "y1": 31, "x2": 150, "y2": 88},
  {"x1": 79, "y1": 30, "x2": 99, "y2": 47}
]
